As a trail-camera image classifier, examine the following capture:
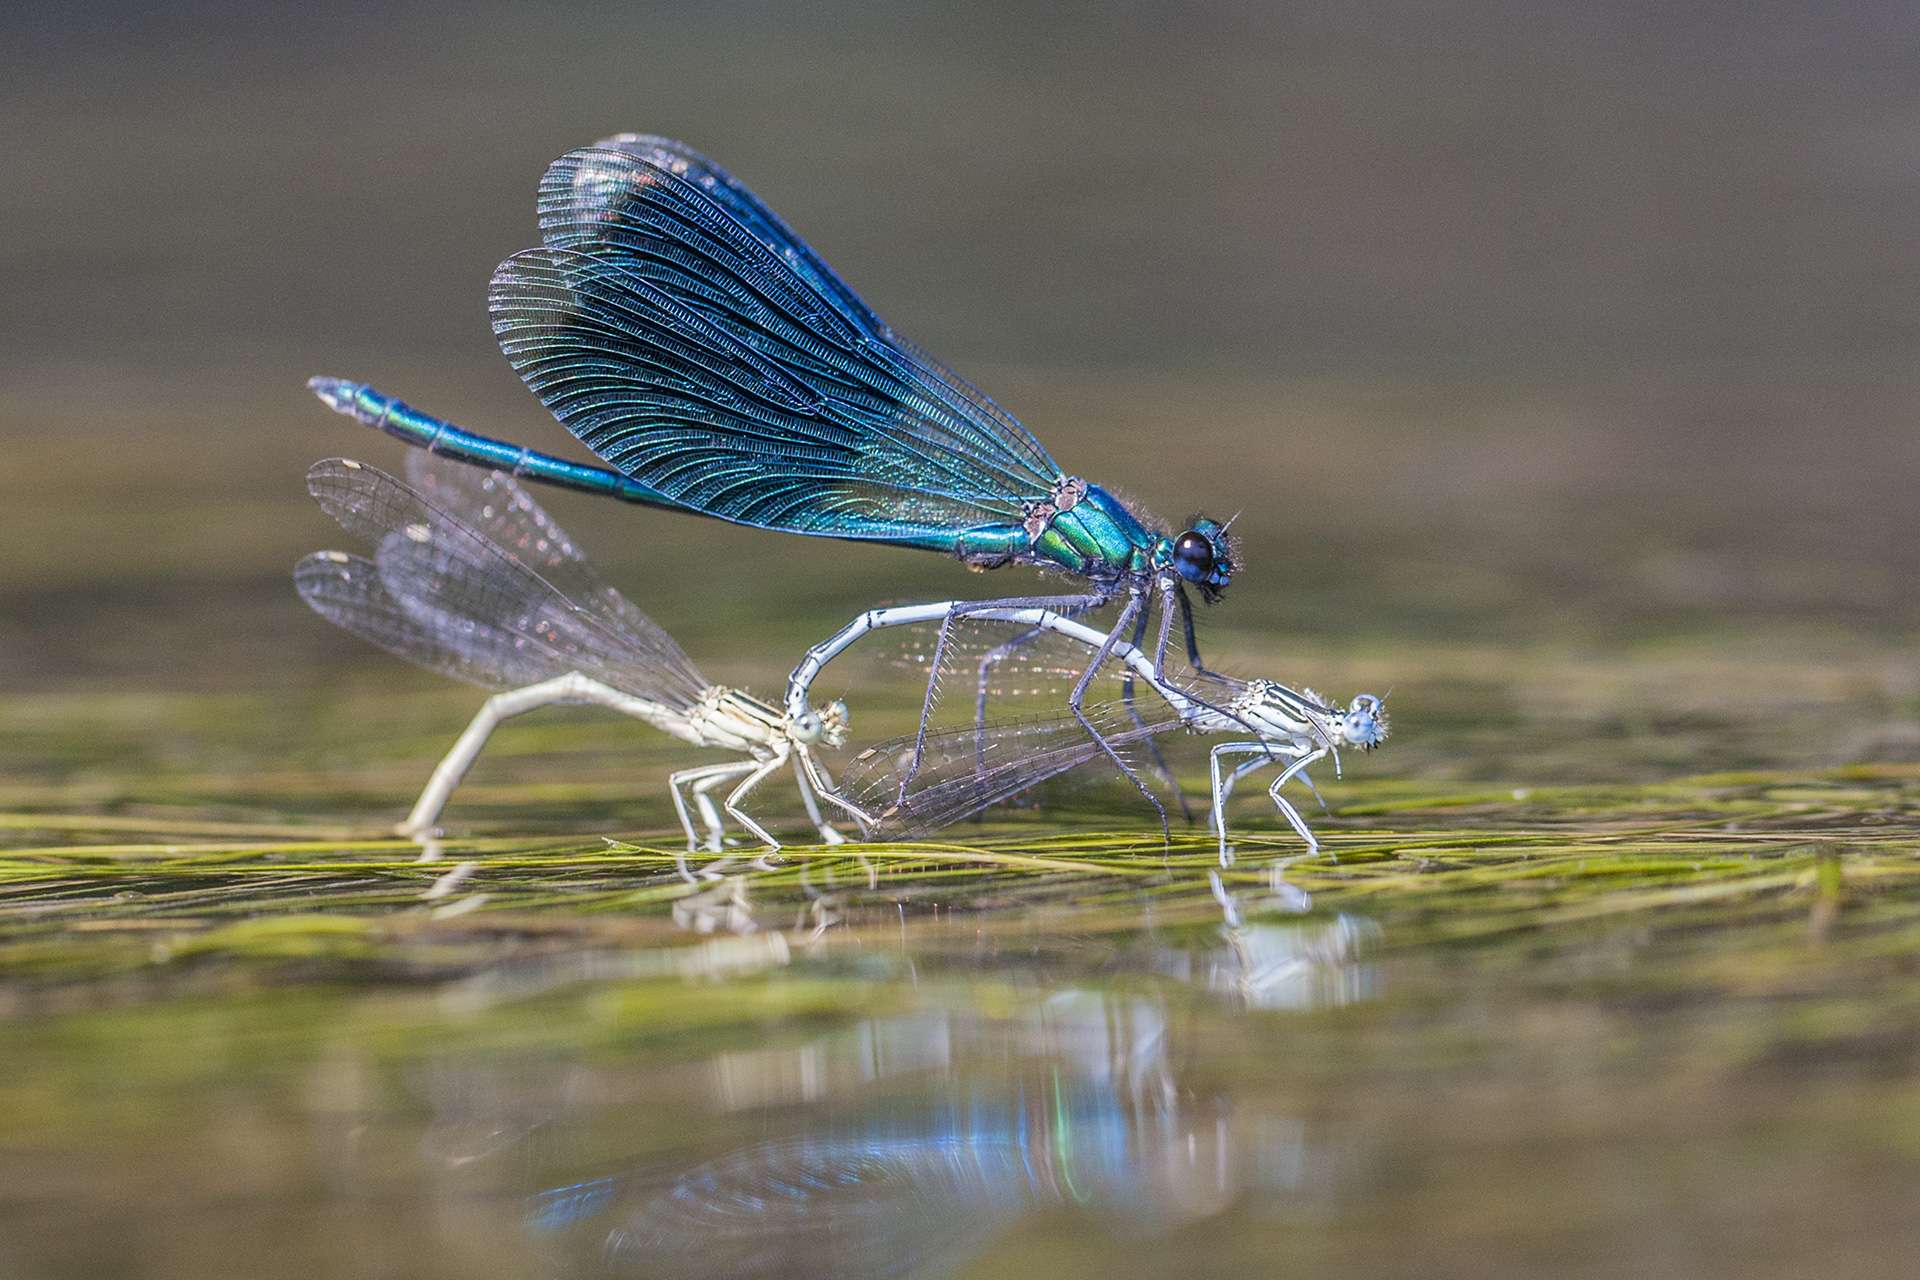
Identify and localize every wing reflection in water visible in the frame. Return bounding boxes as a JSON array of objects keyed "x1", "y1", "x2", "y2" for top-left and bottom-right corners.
[{"x1": 494, "y1": 915, "x2": 1378, "y2": 1280}]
